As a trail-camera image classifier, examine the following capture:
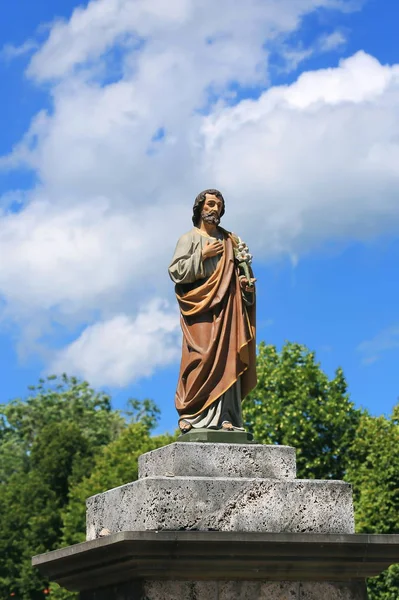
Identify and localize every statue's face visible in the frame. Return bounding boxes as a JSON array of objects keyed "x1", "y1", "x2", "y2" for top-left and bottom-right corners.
[{"x1": 203, "y1": 193, "x2": 223, "y2": 218}]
